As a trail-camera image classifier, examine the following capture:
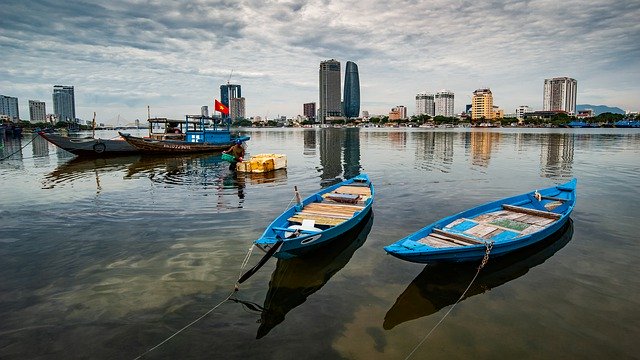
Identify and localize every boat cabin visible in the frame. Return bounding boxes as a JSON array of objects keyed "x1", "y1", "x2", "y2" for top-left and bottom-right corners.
[{"x1": 147, "y1": 115, "x2": 241, "y2": 144}]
